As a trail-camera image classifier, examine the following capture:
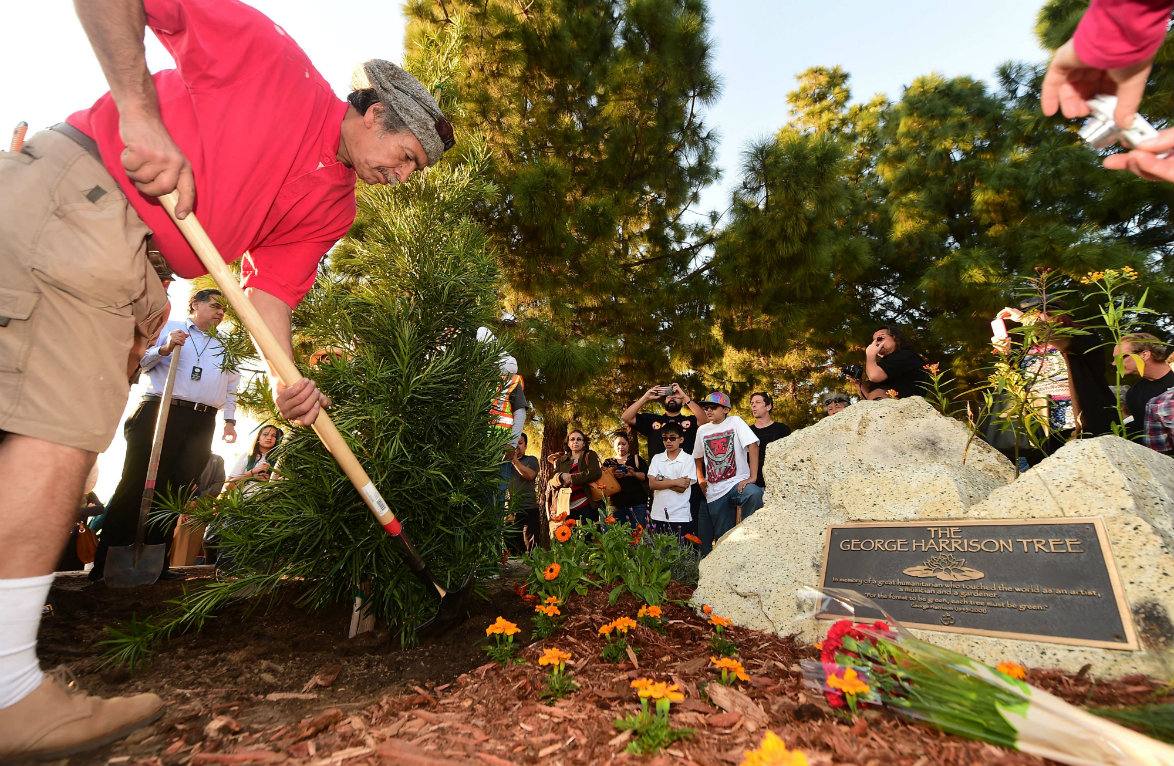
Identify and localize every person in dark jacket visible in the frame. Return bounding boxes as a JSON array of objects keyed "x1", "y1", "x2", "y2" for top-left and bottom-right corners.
[{"x1": 548, "y1": 430, "x2": 603, "y2": 522}]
